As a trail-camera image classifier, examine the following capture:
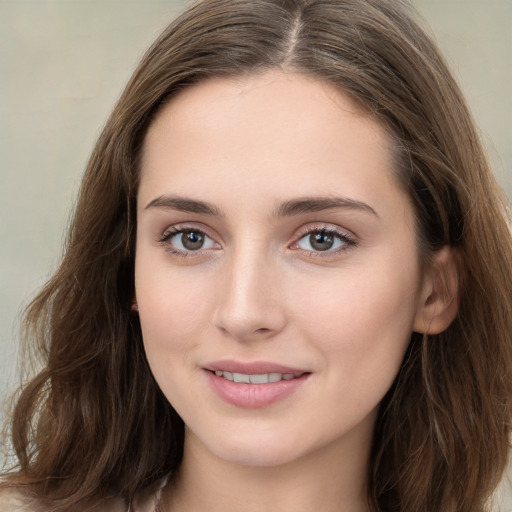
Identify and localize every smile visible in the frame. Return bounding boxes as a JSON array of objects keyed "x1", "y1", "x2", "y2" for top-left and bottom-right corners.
[
  {"x1": 212, "y1": 371, "x2": 303, "y2": 384},
  {"x1": 205, "y1": 365, "x2": 311, "y2": 408}
]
